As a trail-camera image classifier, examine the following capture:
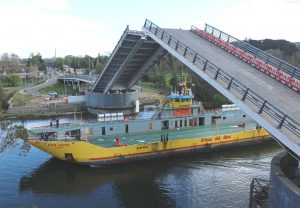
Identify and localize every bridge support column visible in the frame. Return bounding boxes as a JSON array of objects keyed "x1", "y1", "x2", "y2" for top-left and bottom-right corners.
[
  {"x1": 85, "y1": 90, "x2": 138, "y2": 115},
  {"x1": 268, "y1": 152, "x2": 300, "y2": 208}
]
